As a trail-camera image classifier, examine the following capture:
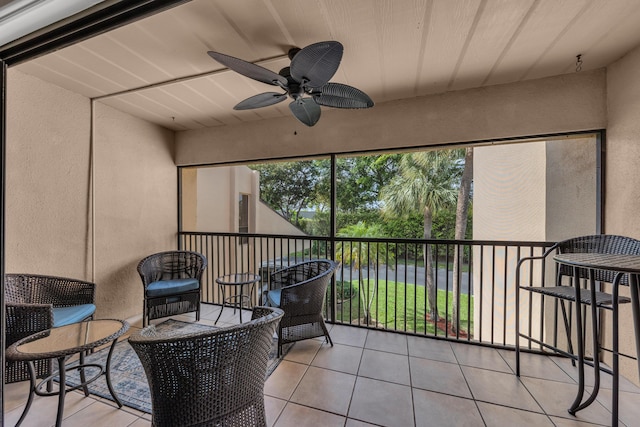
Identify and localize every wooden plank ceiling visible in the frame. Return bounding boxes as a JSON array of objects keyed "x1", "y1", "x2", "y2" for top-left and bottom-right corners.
[{"x1": 13, "y1": 0, "x2": 640, "y2": 131}]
